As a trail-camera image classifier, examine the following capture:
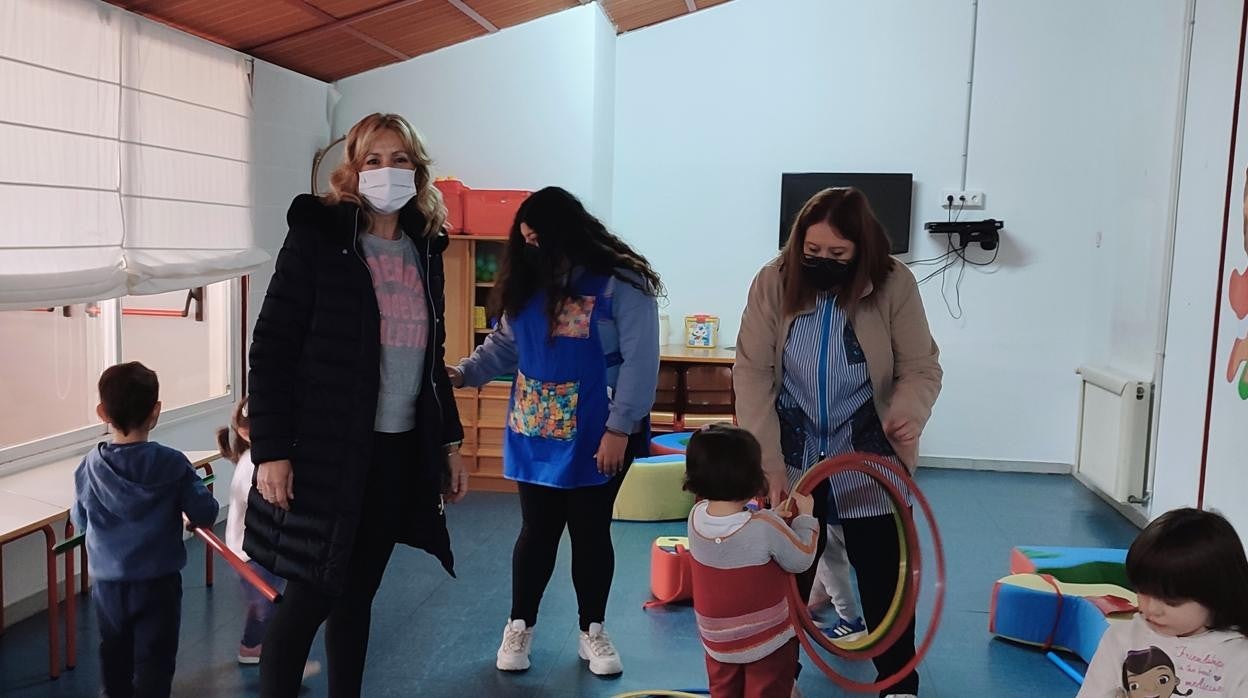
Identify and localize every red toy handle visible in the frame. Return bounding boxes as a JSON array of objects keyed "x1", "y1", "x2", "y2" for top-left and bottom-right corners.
[{"x1": 191, "y1": 527, "x2": 281, "y2": 604}]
